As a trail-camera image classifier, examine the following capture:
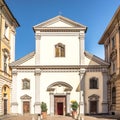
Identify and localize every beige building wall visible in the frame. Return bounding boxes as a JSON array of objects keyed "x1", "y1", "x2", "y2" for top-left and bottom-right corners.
[
  {"x1": 0, "y1": 0, "x2": 19, "y2": 115},
  {"x1": 99, "y1": 6, "x2": 120, "y2": 115}
]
